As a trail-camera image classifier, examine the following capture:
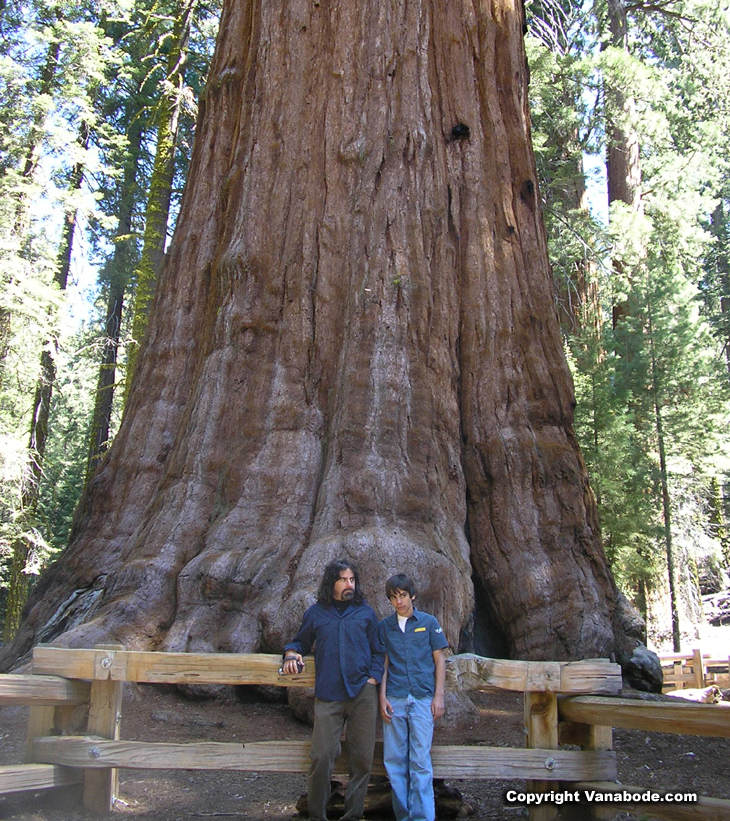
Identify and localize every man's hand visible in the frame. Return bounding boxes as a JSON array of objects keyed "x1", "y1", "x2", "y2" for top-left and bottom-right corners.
[
  {"x1": 380, "y1": 696, "x2": 394, "y2": 723},
  {"x1": 367, "y1": 677, "x2": 377, "y2": 685},
  {"x1": 431, "y1": 693, "x2": 445, "y2": 720},
  {"x1": 281, "y1": 653, "x2": 304, "y2": 675}
]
